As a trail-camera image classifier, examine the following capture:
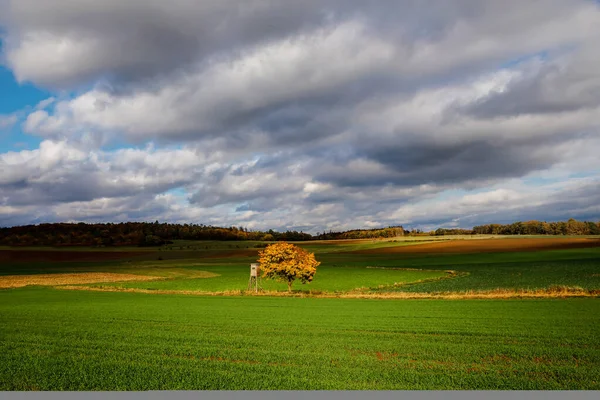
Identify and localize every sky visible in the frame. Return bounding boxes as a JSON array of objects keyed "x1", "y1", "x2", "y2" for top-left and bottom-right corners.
[{"x1": 0, "y1": 0, "x2": 600, "y2": 232}]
